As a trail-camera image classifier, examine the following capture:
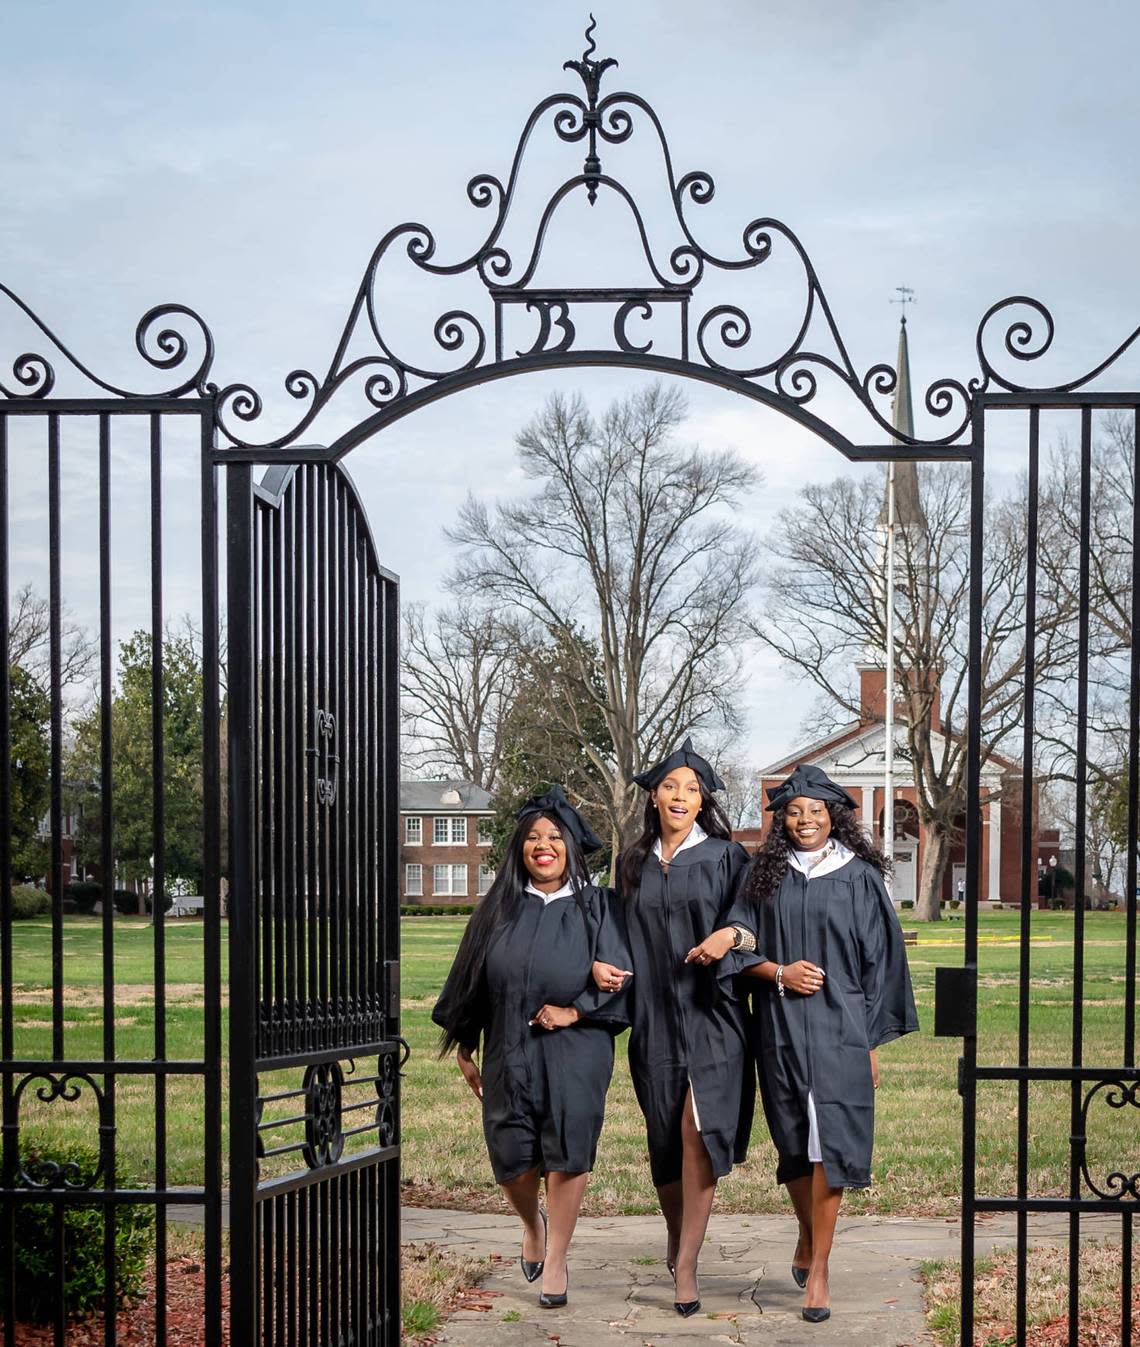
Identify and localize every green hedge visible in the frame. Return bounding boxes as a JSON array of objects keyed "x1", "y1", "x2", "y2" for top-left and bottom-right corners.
[
  {"x1": 401, "y1": 904, "x2": 476, "y2": 917},
  {"x1": 6, "y1": 1135, "x2": 155, "y2": 1323},
  {"x1": 10, "y1": 885, "x2": 50, "y2": 919},
  {"x1": 65, "y1": 881, "x2": 102, "y2": 915}
]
